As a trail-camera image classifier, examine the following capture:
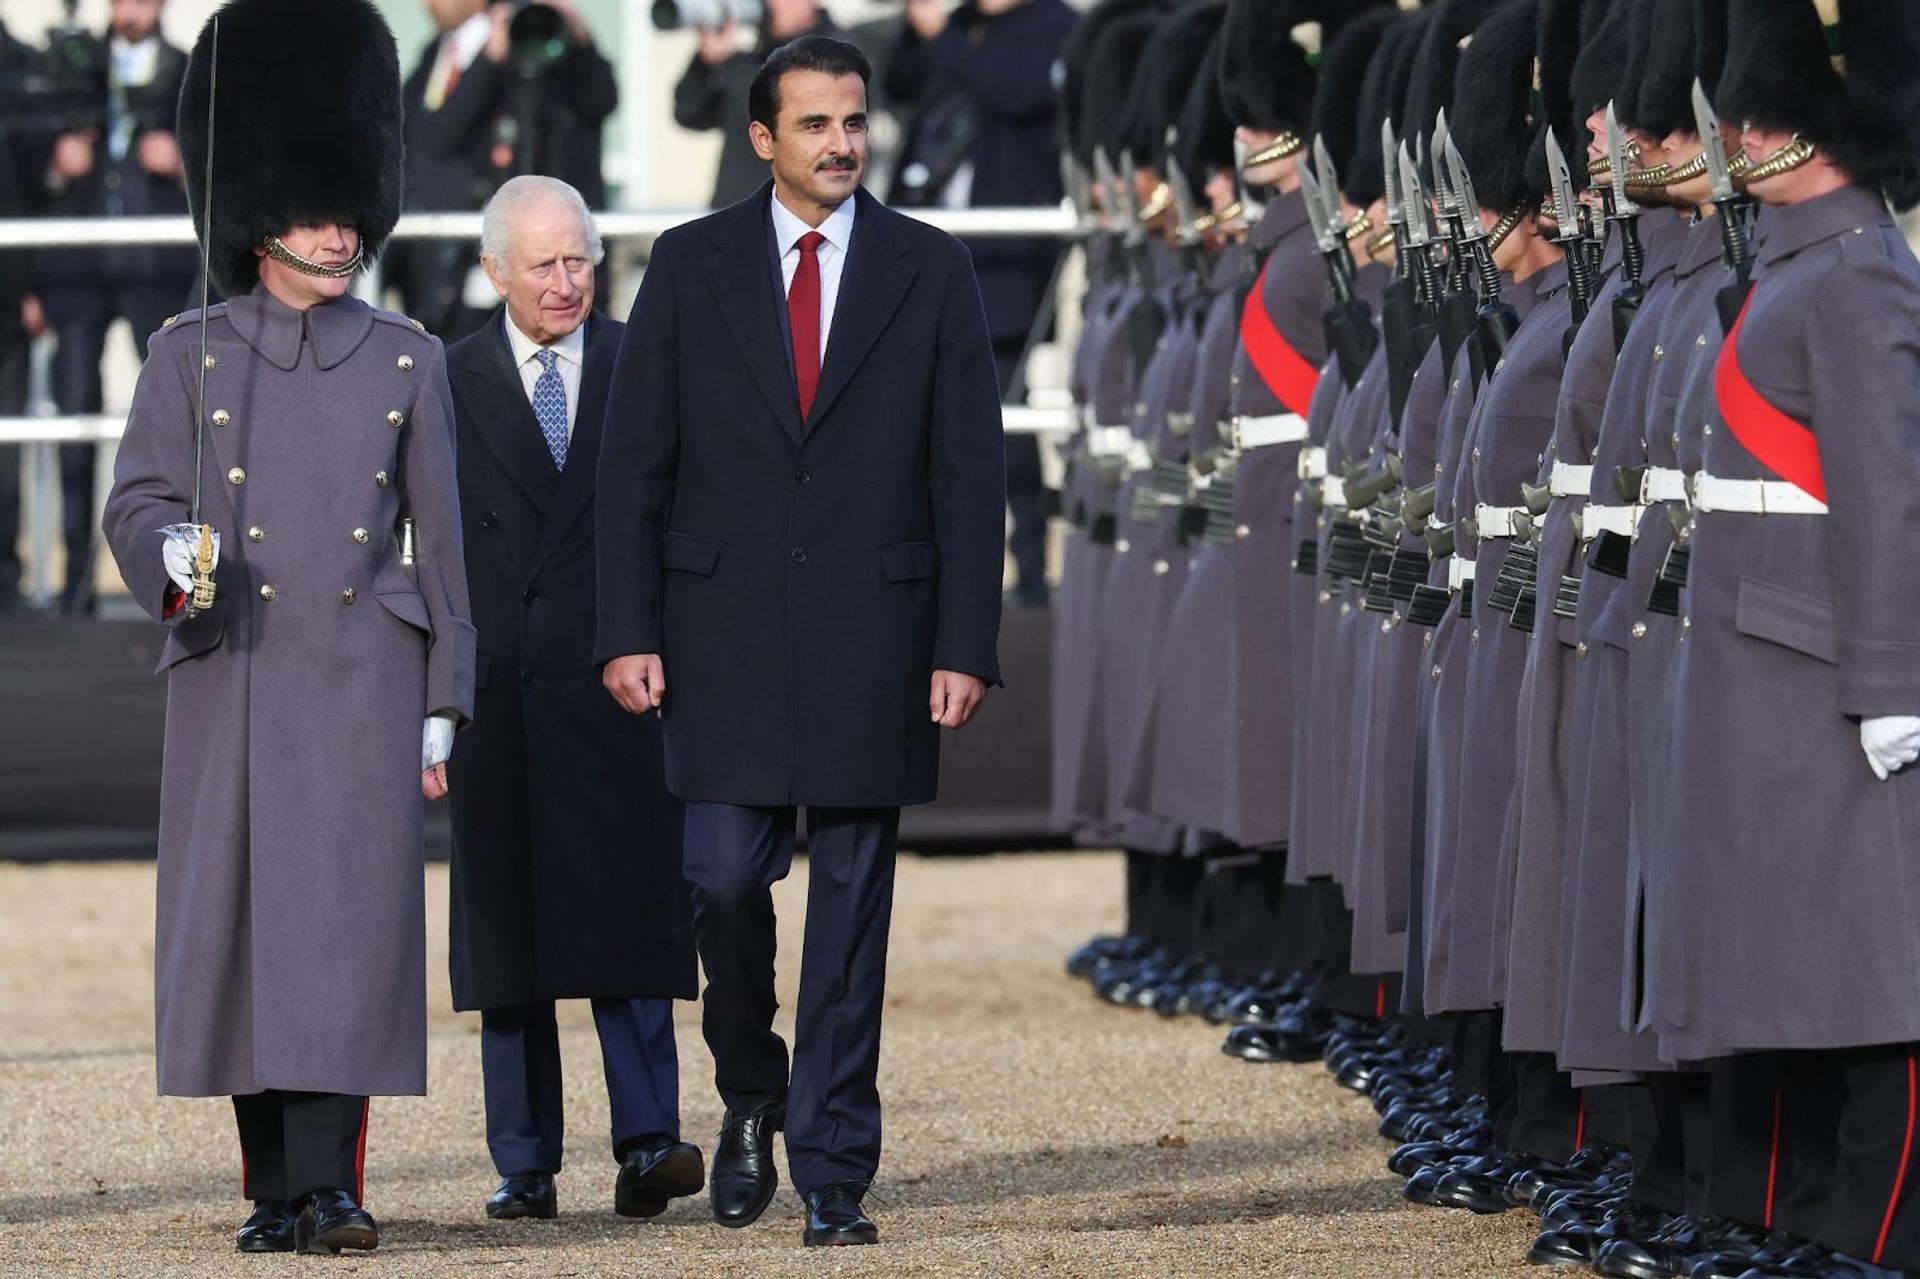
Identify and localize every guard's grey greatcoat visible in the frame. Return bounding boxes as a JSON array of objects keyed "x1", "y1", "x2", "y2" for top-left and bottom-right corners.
[
  {"x1": 1650, "y1": 186, "x2": 1920, "y2": 1054},
  {"x1": 1501, "y1": 218, "x2": 1676, "y2": 1053},
  {"x1": 1555, "y1": 250, "x2": 1691, "y2": 1073},
  {"x1": 103, "y1": 286, "x2": 476, "y2": 1097},
  {"x1": 1428, "y1": 260, "x2": 1569, "y2": 1014},
  {"x1": 1139, "y1": 239, "x2": 1258, "y2": 834}
]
